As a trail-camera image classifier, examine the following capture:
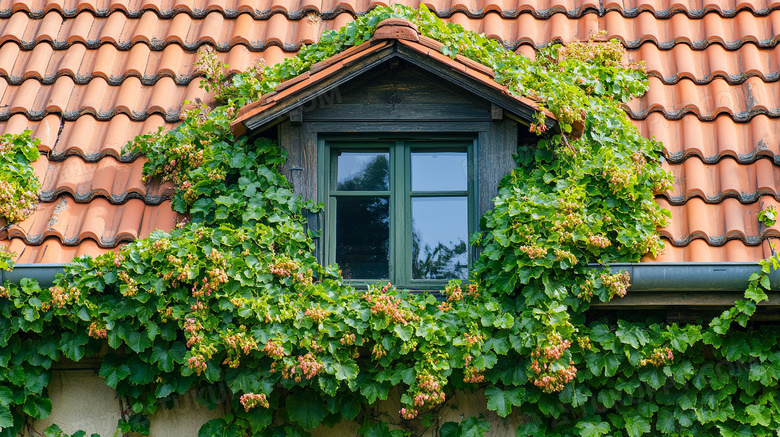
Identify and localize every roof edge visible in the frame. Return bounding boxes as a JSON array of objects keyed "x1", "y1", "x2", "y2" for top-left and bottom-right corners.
[{"x1": 230, "y1": 18, "x2": 557, "y2": 137}]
